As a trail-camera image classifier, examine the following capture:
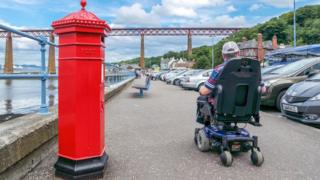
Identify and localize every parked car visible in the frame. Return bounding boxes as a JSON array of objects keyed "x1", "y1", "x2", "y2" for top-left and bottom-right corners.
[
  {"x1": 166, "y1": 69, "x2": 188, "y2": 84},
  {"x1": 163, "y1": 69, "x2": 186, "y2": 82},
  {"x1": 168, "y1": 69, "x2": 203, "y2": 85},
  {"x1": 261, "y1": 64, "x2": 284, "y2": 75},
  {"x1": 181, "y1": 69, "x2": 212, "y2": 90},
  {"x1": 160, "y1": 71, "x2": 172, "y2": 81},
  {"x1": 261, "y1": 57, "x2": 320, "y2": 110},
  {"x1": 152, "y1": 71, "x2": 168, "y2": 80},
  {"x1": 281, "y1": 73, "x2": 320, "y2": 124}
]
